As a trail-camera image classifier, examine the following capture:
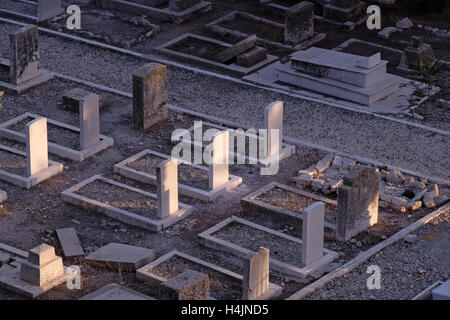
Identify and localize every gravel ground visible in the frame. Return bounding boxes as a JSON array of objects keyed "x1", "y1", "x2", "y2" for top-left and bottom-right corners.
[
  {"x1": 306, "y1": 209, "x2": 450, "y2": 300},
  {"x1": 0, "y1": 0, "x2": 36, "y2": 16},
  {"x1": 0, "y1": 148, "x2": 27, "y2": 176},
  {"x1": 212, "y1": 221, "x2": 306, "y2": 268}
]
